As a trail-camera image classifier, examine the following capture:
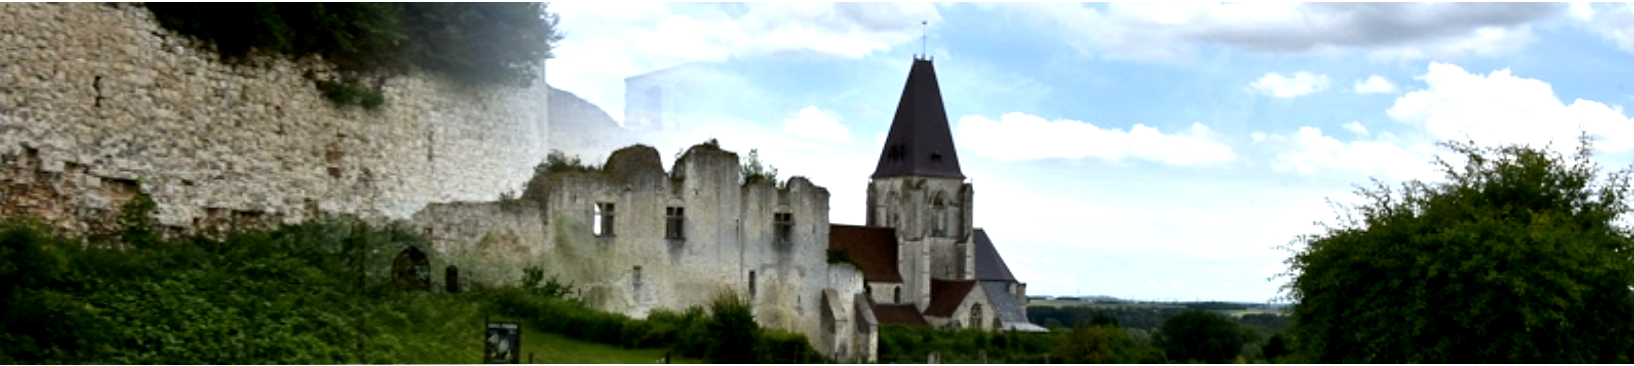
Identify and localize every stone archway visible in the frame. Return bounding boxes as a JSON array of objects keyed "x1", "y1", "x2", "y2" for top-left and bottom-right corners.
[{"x1": 393, "y1": 246, "x2": 431, "y2": 291}]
